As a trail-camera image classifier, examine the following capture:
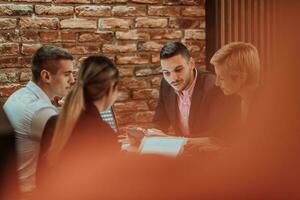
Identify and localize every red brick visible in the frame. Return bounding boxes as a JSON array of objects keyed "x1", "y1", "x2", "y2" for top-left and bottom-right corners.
[
  {"x1": 115, "y1": 111, "x2": 154, "y2": 124},
  {"x1": 63, "y1": 44, "x2": 99, "y2": 55},
  {"x1": 12, "y1": 0, "x2": 51, "y2": 2},
  {"x1": 21, "y1": 44, "x2": 42, "y2": 56},
  {"x1": 135, "y1": 17, "x2": 167, "y2": 28},
  {"x1": 134, "y1": 67, "x2": 161, "y2": 77},
  {"x1": 0, "y1": 31, "x2": 19, "y2": 43},
  {"x1": 55, "y1": 0, "x2": 90, "y2": 3},
  {"x1": 132, "y1": 88, "x2": 159, "y2": 99},
  {"x1": 169, "y1": 17, "x2": 201, "y2": 29},
  {"x1": 35, "y1": 5, "x2": 73, "y2": 16},
  {"x1": 152, "y1": 66, "x2": 162, "y2": 75},
  {"x1": 0, "y1": 70, "x2": 19, "y2": 83},
  {"x1": 19, "y1": 30, "x2": 38, "y2": 42},
  {"x1": 131, "y1": 0, "x2": 163, "y2": 4},
  {"x1": 150, "y1": 29, "x2": 182, "y2": 39},
  {"x1": 148, "y1": 6, "x2": 180, "y2": 16},
  {"x1": 20, "y1": 70, "x2": 31, "y2": 81},
  {"x1": 165, "y1": 0, "x2": 203, "y2": 5},
  {"x1": 75, "y1": 5, "x2": 111, "y2": 17},
  {"x1": 0, "y1": 74, "x2": 8, "y2": 83},
  {"x1": 148, "y1": 99, "x2": 158, "y2": 110},
  {"x1": 151, "y1": 75, "x2": 162, "y2": 87},
  {"x1": 0, "y1": 4, "x2": 33, "y2": 16},
  {"x1": 183, "y1": 40, "x2": 204, "y2": 52},
  {"x1": 134, "y1": 67, "x2": 153, "y2": 77},
  {"x1": 0, "y1": 18, "x2": 17, "y2": 29},
  {"x1": 103, "y1": 43, "x2": 136, "y2": 53},
  {"x1": 114, "y1": 101, "x2": 149, "y2": 113},
  {"x1": 191, "y1": 51, "x2": 205, "y2": 63},
  {"x1": 181, "y1": 6, "x2": 205, "y2": 17},
  {"x1": 78, "y1": 32, "x2": 113, "y2": 42},
  {"x1": 184, "y1": 29, "x2": 205, "y2": 40},
  {"x1": 61, "y1": 31, "x2": 76, "y2": 42},
  {"x1": 76, "y1": 56, "x2": 87, "y2": 67},
  {"x1": 200, "y1": 20, "x2": 205, "y2": 28},
  {"x1": 137, "y1": 41, "x2": 163, "y2": 52},
  {"x1": 116, "y1": 30, "x2": 150, "y2": 40},
  {"x1": 0, "y1": 57, "x2": 19, "y2": 68},
  {"x1": 119, "y1": 77, "x2": 148, "y2": 89},
  {"x1": 115, "y1": 113, "x2": 135, "y2": 125},
  {"x1": 0, "y1": 43, "x2": 19, "y2": 56},
  {"x1": 99, "y1": 18, "x2": 134, "y2": 29},
  {"x1": 116, "y1": 90, "x2": 130, "y2": 101},
  {"x1": 135, "y1": 111, "x2": 154, "y2": 123},
  {"x1": 92, "y1": 0, "x2": 127, "y2": 3},
  {"x1": 0, "y1": 84, "x2": 22, "y2": 97},
  {"x1": 60, "y1": 18, "x2": 97, "y2": 29},
  {"x1": 18, "y1": 57, "x2": 32, "y2": 68},
  {"x1": 19, "y1": 17, "x2": 59, "y2": 29},
  {"x1": 151, "y1": 53, "x2": 160, "y2": 63},
  {"x1": 112, "y1": 5, "x2": 146, "y2": 17},
  {"x1": 118, "y1": 67, "x2": 134, "y2": 77},
  {"x1": 116, "y1": 54, "x2": 149, "y2": 65},
  {"x1": 39, "y1": 32, "x2": 59, "y2": 42}
]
